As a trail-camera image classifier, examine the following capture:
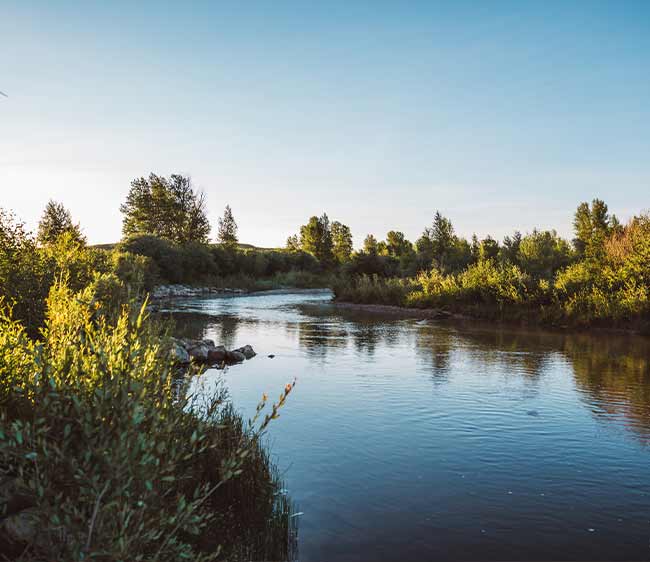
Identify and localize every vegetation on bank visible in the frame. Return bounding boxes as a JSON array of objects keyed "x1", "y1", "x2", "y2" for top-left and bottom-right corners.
[
  {"x1": 0, "y1": 176, "x2": 301, "y2": 559},
  {"x1": 0, "y1": 282, "x2": 296, "y2": 560},
  {"x1": 333, "y1": 201, "x2": 650, "y2": 329}
]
